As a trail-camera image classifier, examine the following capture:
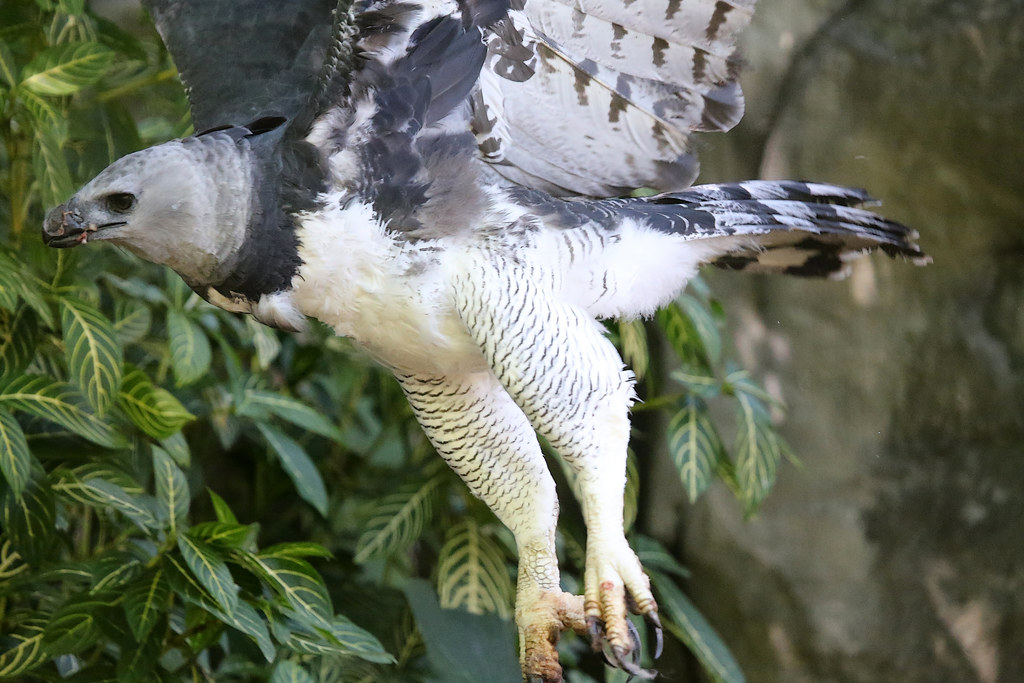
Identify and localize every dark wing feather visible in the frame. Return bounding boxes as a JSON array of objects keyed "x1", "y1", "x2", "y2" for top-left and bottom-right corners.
[{"x1": 142, "y1": 0, "x2": 335, "y2": 130}]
